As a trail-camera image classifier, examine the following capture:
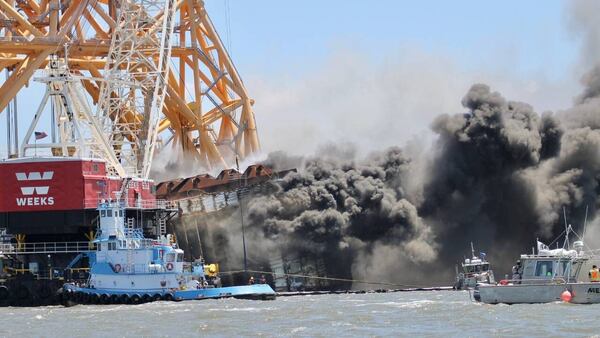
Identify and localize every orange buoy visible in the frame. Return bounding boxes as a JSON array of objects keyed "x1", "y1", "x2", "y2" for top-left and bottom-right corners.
[
  {"x1": 560, "y1": 290, "x2": 572, "y2": 302},
  {"x1": 499, "y1": 280, "x2": 509, "y2": 286}
]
